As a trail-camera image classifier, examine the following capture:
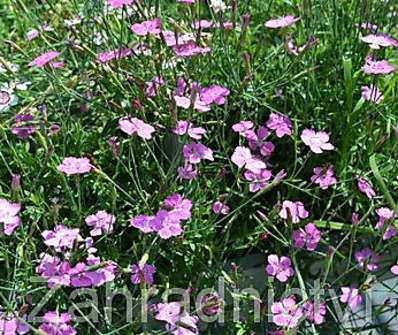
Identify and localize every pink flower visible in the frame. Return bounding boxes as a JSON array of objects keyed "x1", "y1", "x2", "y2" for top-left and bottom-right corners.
[
  {"x1": 231, "y1": 146, "x2": 266, "y2": 173},
  {"x1": 166, "y1": 313, "x2": 198, "y2": 335},
  {"x1": 151, "y1": 210, "x2": 183, "y2": 239},
  {"x1": 85, "y1": 211, "x2": 115, "y2": 236},
  {"x1": 232, "y1": 121, "x2": 254, "y2": 135},
  {"x1": 182, "y1": 143, "x2": 214, "y2": 164},
  {"x1": 173, "y1": 121, "x2": 206, "y2": 140},
  {"x1": 131, "y1": 18, "x2": 161, "y2": 36},
  {"x1": 357, "y1": 177, "x2": 376, "y2": 199},
  {"x1": 292, "y1": 223, "x2": 321, "y2": 251},
  {"x1": 391, "y1": 262, "x2": 398, "y2": 275},
  {"x1": 264, "y1": 15, "x2": 299, "y2": 29},
  {"x1": 26, "y1": 29, "x2": 39, "y2": 40},
  {"x1": 212, "y1": 201, "x2": 230, "y2": 215},
  {"x1": 145, "y1": 76, "x2": 165, "y2": 97},
  {"x1": 107, "y1": 0, "x2": 134, "y2": 8},
  {"x1": 96, "y1": 48, "x2": 132, "y2": 63},
  {"x1": 130, "y1": 263, "x2": 156, "y2": 285},
  {"x1": 271, "y1": 297, "x2": 304, "y2": 328},
  {"x1": 381, "y1": 224, "x2": 396, "y2": 240},
  {"x1": 362, "y1": 58, "x2": 395, "y2": 75},
  {"x1": 247, "y1": 127, "x2": 275, "y2": 157},
  {"x1": 198, "y1": 292, "x2": 223, "y2": 316},
  {"x1": 303, "y1": 301, "x2": 326, "y2": 325},
  {"x1": 310, "y1": 166, "x2": 337, "y2": 189},
  {"x1": 0, "y1": 199, "x2": 22, "y2": 236},
  {"x1": 173, "y1": 42, "x2": 211, "y2": 58},
  {"x1": 301, "y1": 129, "x2": 334, "y2": 154},
  {"x1": 177, "y1": 0, "x2": 195, "y2": 3},
  {"x1": 265, "y1": 254, "x2": 294, "y2": 282},
  {"x1": 361, "y1": 85, "x2": 384, "y2": 103},
  {"x1": 28, "y1": 51, "x2": 60, "y2": 67},
  {"x1": 0, "y1": 312, "x2": 29, "y2": 335},
  {"x1": 57, "y1": 157, "x2": 91, "y2": 175},
  {"x1": 39, "y1": 311, "x2": 77, "y2": 335},
  {"x1": 279, "y1": 200, "x2": 309, "y2": 223},
  {"x1": 192, "y1": 20, "x2": 214, "y2": 29},
  {"x1": 244, "y1": 169, "x2": 272, "y2": 193},
  {"x1": 266, "y1": 113, "x2": 292, "y2": 138},
  {"x1": 354, "y1": 247, "x2": 380, "y2": 272},
  {"x1": 42, "y1": 225, "x2": 82, "y2": 252},
  {"x1": 155, "y1": 302, "x2": 181, "y2": 324},
  {"x1": 361, "y1": 33, "x2": 398, "y2": 49},
  {"x1": 177, "y1": 163, "x2": 198, "y2": 180},
  {"x1": 200, "y1": 85, "x2": 230, "y2": 105},
  {"x1": 287, "y1": 34, "x2": 317, "y2": 56},
  {"x1": 340, "y1": 287, "x2": 362, "y2": 310},
  {"x1": 163, "y1": 194, "x2": 192, "y2": 221},
  {"x1": 119, "y1": 117, "x2": 155, "y2": 140},
  {"x1": 375, "y1": 207, "x2": 395, "y2": 228},
  {"x1": 130, "y1": 215, "x2": 156, "y2": 233}
]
